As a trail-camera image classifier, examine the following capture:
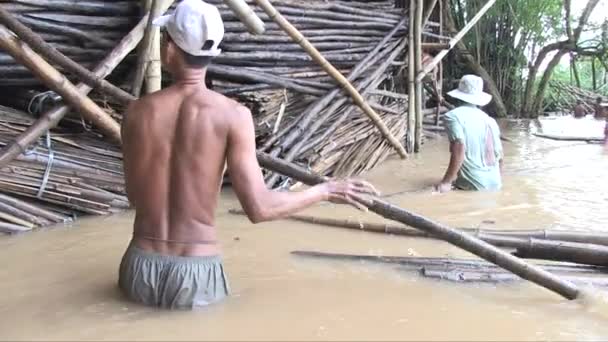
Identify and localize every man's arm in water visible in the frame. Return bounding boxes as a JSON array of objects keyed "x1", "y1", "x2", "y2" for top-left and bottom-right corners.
[
  {"x1": 226, "y1": 106, "x2": 377, "y2": 223},
  {"x1": 436, "y1": 140, "x2": 465, "y2": 193}
]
